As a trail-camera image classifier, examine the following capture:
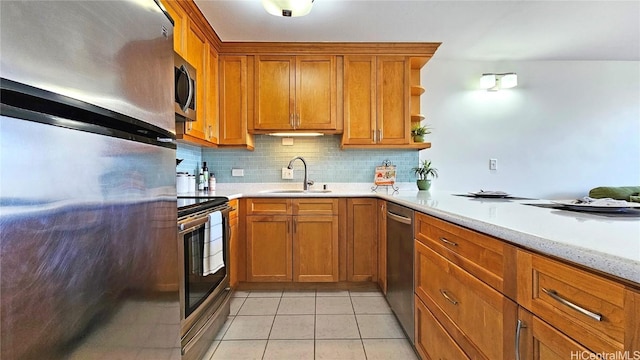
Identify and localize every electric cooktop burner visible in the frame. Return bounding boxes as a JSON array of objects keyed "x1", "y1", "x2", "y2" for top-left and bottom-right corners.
[{"x1": 177, "y1": 196, "x2": 228, "y2": 217}]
